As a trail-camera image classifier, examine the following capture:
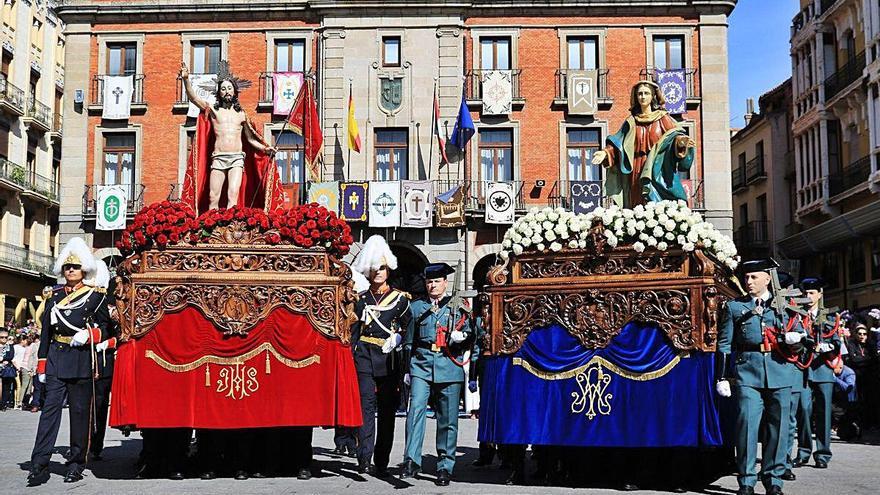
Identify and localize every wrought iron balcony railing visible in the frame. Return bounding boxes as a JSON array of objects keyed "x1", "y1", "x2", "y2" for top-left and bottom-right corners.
[
  {"x1": 91, "y1": 74, "x2": 146, "y2": 106},
  {"x1": 465, "y1": 69, "x2": 523, "y2": 102},
  {"x1": 640, "y1": 67, "x2": 699, "y2": 99},
  {"x1": 824, "y1": 50, "x2": 865, "y2": 101},
  {"x1": 0, "y1": 73, "x2": 25, "y2": 114},
  {"x1": 745, "y1": 156, "x2": 766, "y2": 183},
  {"x1": 82, "y1": 184, "x2": 145, "y2": 216},
  {"x1": 554, "y1": 69, "x2": 610, "y2": 101},
  {"x1": 25, "y1": 96, "x2": 52, "y2": 129},
  {"x1": 828, "y1": 155, "x2": 871, "y2": 197},
  {"x1": 0, "y1": 241, "x2": 53, "y2": 276}
]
